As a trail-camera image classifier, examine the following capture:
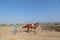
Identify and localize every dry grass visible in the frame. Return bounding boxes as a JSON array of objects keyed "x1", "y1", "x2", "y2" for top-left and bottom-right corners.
[{"x1": 0, "y1": 26, "x2": 60, "y2": 40}]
